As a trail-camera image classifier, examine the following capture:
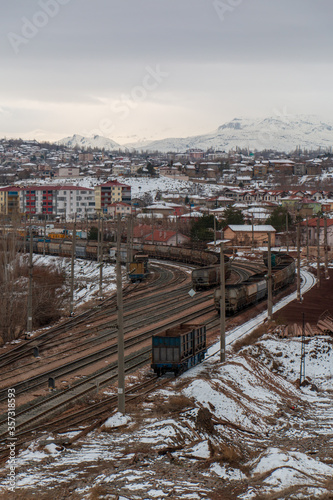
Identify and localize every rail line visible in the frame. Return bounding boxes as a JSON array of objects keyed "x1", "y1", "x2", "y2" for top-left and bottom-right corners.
[{"x1": 0, "y1": 258, "x2": 290, "y2": 461}]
